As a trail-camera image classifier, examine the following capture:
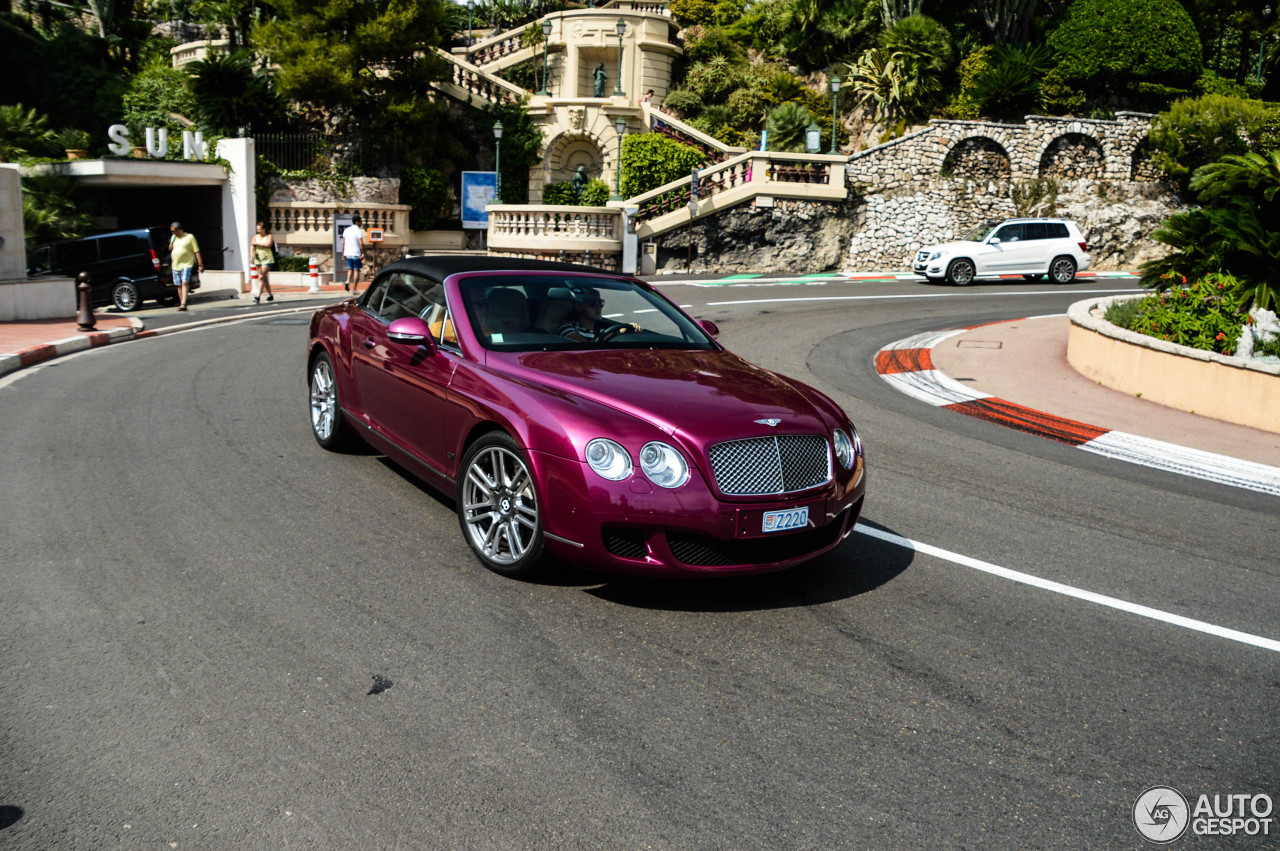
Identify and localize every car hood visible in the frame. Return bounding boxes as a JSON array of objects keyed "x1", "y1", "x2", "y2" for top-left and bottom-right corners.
[{"x1": 501, "y1": 348, "x2": 831, "y2": 442}]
